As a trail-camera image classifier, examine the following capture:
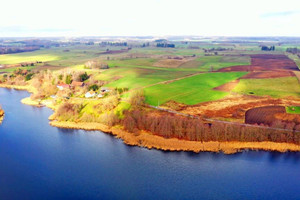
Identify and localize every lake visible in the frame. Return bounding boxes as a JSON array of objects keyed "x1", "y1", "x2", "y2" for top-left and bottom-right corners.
[{"x1": 0, "y1": 88, "x2": 300, "y2": 200}]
